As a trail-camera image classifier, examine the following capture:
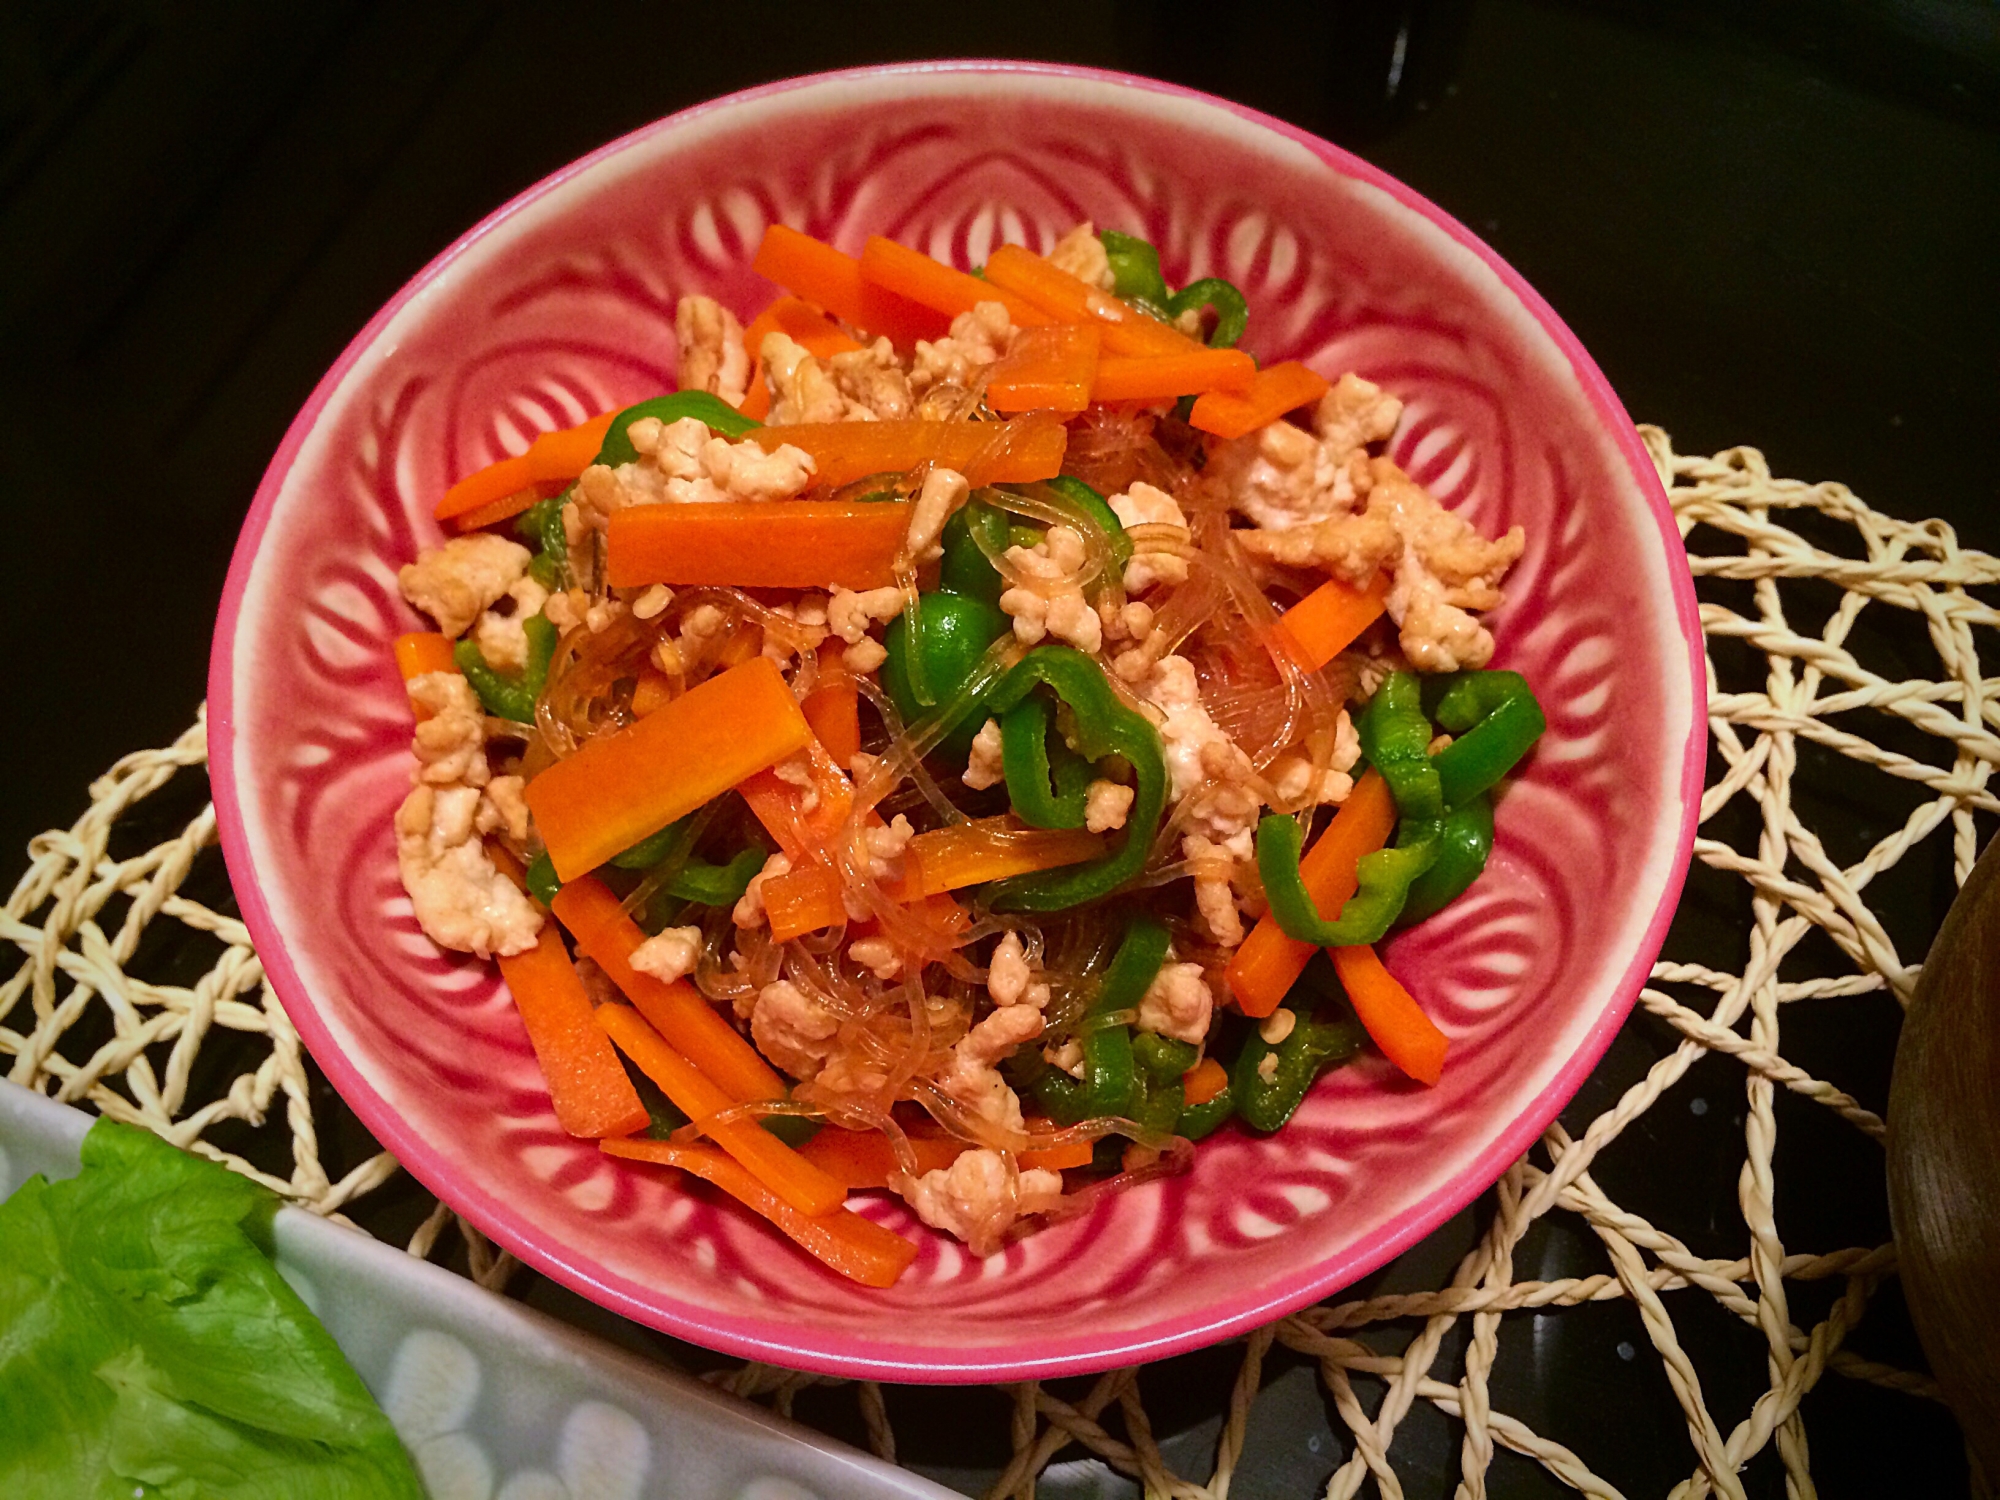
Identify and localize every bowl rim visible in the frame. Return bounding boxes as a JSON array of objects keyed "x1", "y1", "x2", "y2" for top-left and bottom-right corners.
[{"x1": 208, "y1": 58, "x2": 1707, "y2": 1382}]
